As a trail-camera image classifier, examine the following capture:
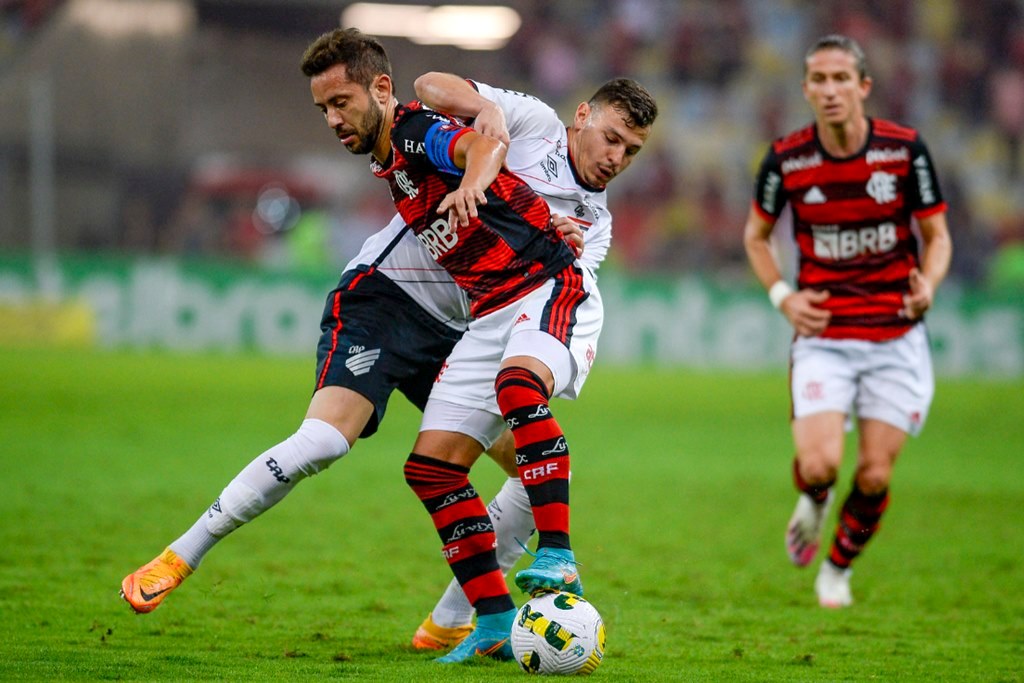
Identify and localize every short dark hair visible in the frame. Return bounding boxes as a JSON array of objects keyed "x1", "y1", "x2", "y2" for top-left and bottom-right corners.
[
  {"x1": 805, "y1": 34, "x2": 869, "y2": 81},
  {"x1": 588, "y1": 78, "x2": 658, "y2": 129},
  {"x1": 300, "y1": 27, "x2": 392, "y2": 89}
]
